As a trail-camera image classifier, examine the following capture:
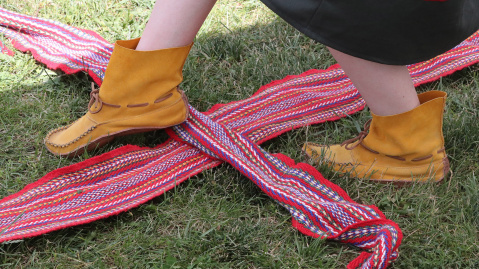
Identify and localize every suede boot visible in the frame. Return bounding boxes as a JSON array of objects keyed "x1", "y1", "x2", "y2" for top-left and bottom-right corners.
[
  {"x1": 303, "y1": 91, "x2": 450, "y2": 183},
  {"x1": 45, "y1": 38, "x2": 192, "y2": 157}
]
